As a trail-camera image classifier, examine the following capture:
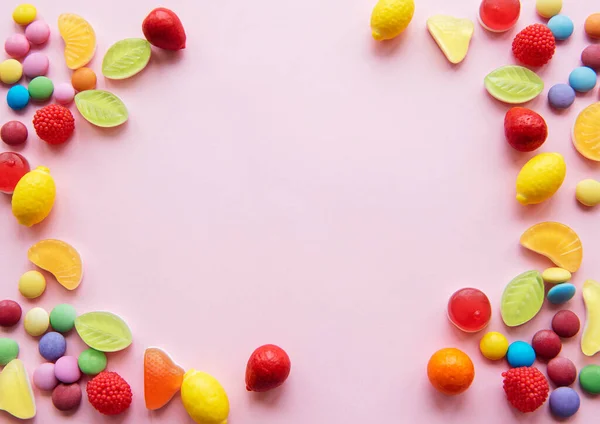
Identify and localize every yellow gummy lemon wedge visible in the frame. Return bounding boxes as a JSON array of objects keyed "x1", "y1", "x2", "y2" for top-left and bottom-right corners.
[
  {"x1": 427, "y1": 15, "x2": 474, "y2": 64},
  {"x1": 370, "y1": 0, "x2": 415, "y2": 41},
  {"x1": 582, "y1": 280, "x2": 600, "y2": 356},
  {"x1": 515, "y1": 152, "x2": 566, "y2": 205},
  {"x1": 58, "y1": 13, "x2": 96, "y2": 69},
  {"x1": 0, "y1": 360, "x2": 36, "y2": 420},
  {"x1": 181, "y1": 370, "x2": 229, "y2": 424},
  {"x1": 11, "y1": 166, "x2": 56, "y2": 227},
  {"x1": 28, "y1": 240, "x2": 83, "y2": 290},
  {"x1": 573, "y1": 102, "x2": 600, "y2": 161},
  {"x1": 520, "y1": 222, "x2": 583, "y2": 273}
]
